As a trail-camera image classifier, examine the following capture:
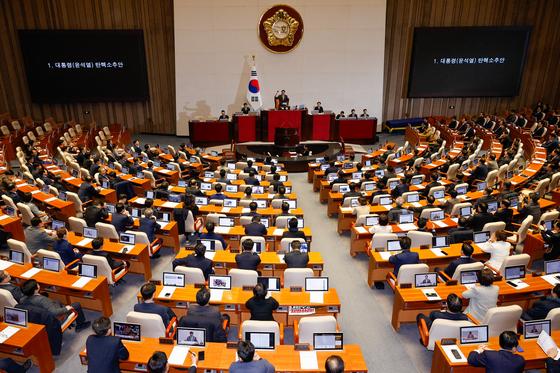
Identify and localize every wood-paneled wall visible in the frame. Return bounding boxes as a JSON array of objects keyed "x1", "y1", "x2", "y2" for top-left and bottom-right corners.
[
  {"x1": 0, "y1": 0, "x2": 175, "y2": 135},
  {"x1": 383, "y1": 0, "x2": 560, "y2": 121}
]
